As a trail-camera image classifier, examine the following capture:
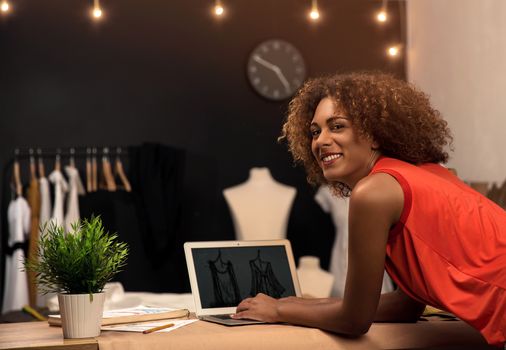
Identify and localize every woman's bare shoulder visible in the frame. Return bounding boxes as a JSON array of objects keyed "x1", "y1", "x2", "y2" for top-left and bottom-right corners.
[{"x1": 350, "y1": 173, "x2": 404, "y2": 224}]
